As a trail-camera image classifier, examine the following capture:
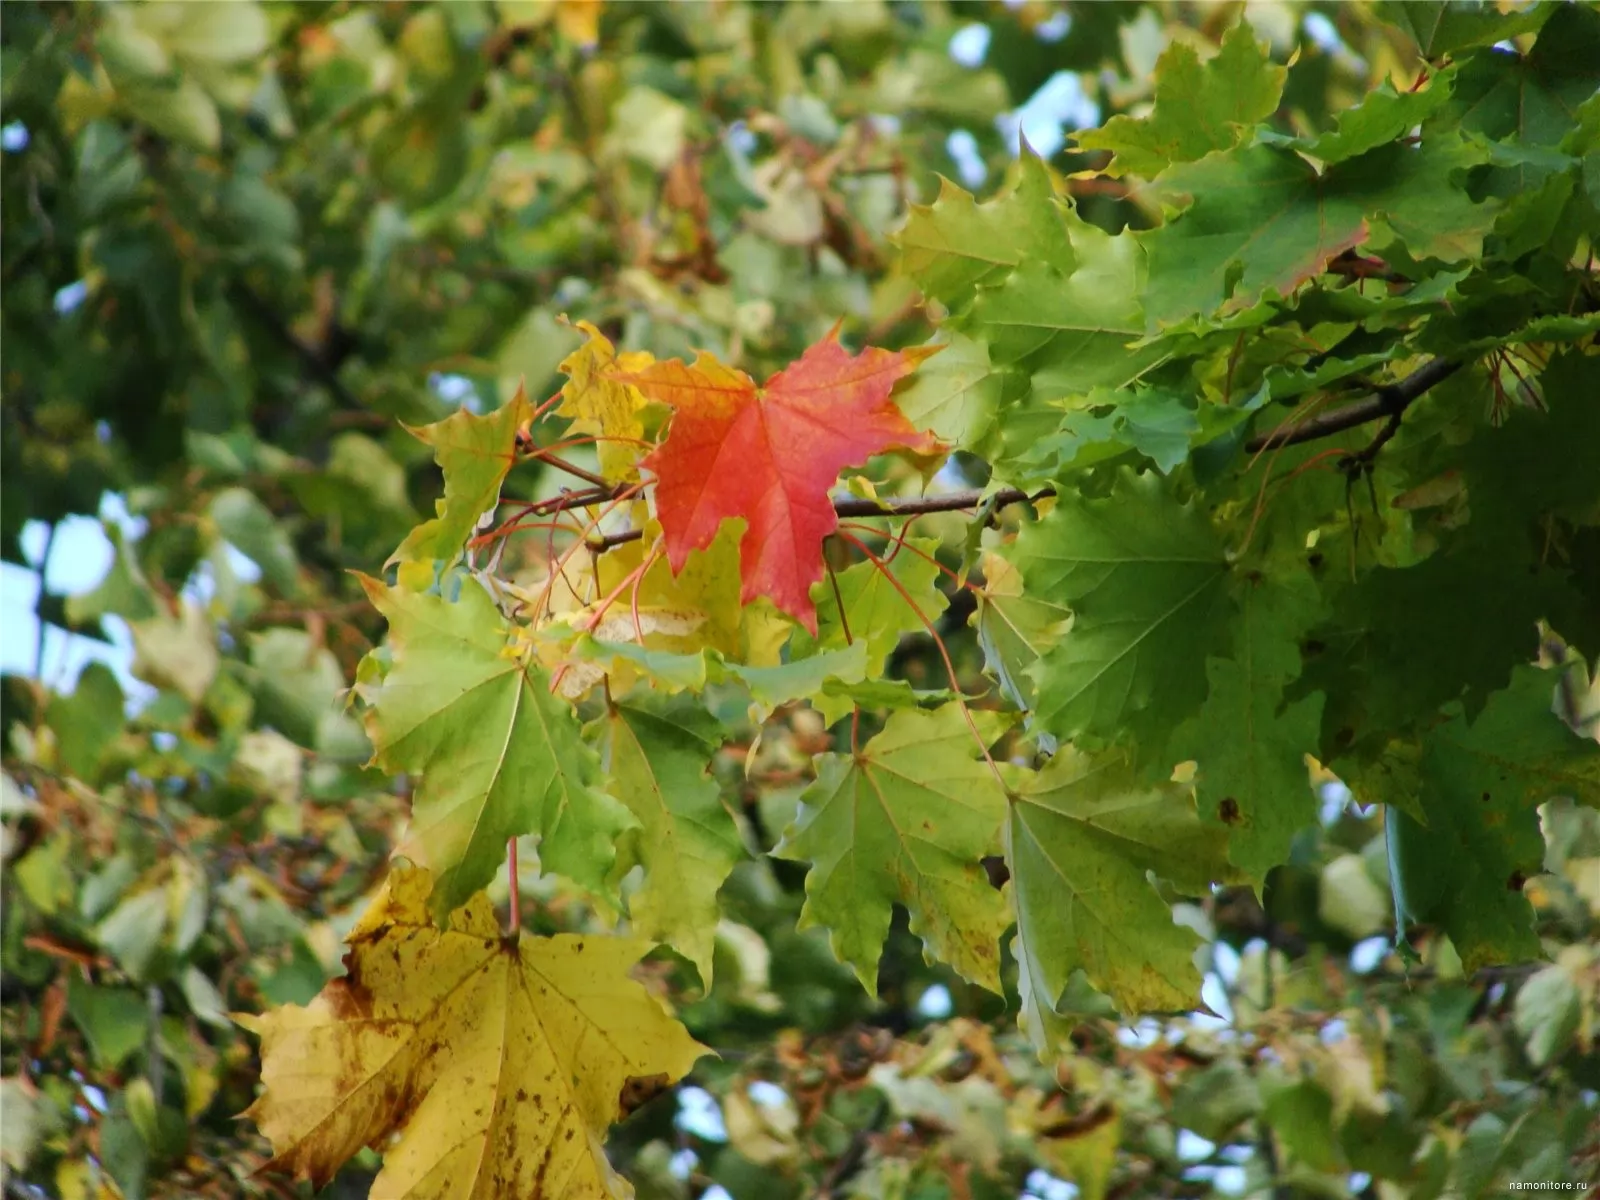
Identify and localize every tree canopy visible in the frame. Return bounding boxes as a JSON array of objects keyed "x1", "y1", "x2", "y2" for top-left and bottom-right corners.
[{"x1": 3, "y1": 2, "x2": 1599, "y2": 1199}]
